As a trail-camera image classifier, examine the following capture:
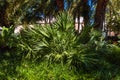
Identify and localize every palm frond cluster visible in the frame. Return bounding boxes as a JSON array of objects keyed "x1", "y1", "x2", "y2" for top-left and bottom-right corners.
[{"x1": 16, "y1": 12, "x2": 110, "y2": 71}]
